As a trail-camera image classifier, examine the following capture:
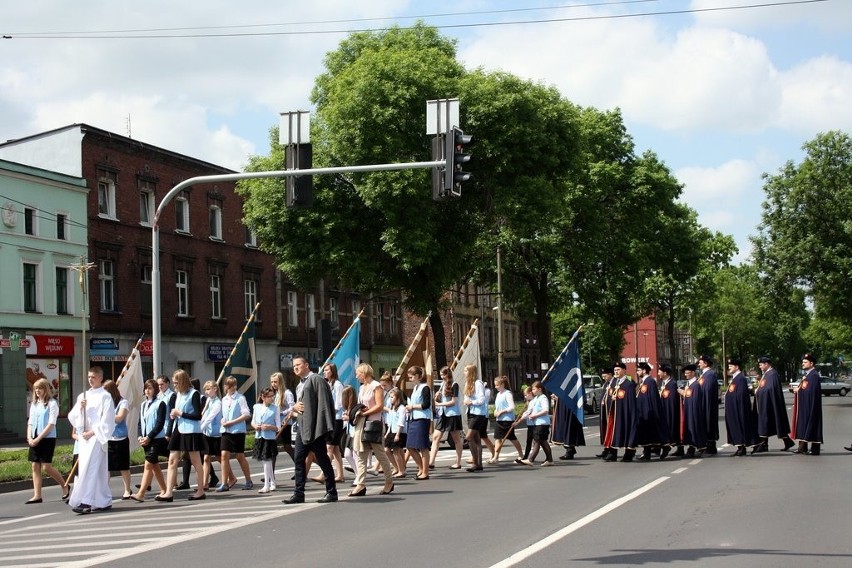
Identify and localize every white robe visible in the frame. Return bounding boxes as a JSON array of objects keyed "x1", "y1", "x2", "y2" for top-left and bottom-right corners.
[{"x1": 67, "y1": 387, "x2": 116, "y2": 509}]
